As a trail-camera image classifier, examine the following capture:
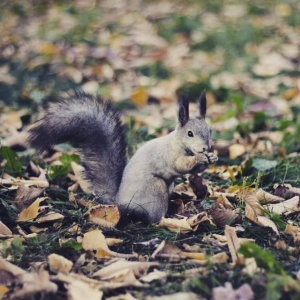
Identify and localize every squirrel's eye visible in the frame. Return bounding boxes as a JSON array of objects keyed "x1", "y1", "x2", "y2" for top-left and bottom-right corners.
[{"x1": 188, "y1": 131, "x2": 194, "y2": 137}]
